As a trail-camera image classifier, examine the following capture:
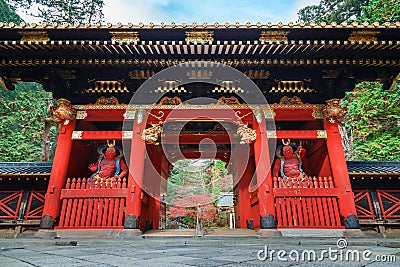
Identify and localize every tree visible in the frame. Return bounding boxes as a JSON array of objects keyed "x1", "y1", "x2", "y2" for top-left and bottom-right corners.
[
  {"x1": 297, "y1": 0, "x2": 369, "y2": 24},
  {"x1": 0, "y1": 82, "x2": 57, "y2": 162},
  {"x1": 0, "y1": 0, "x2": 23, "y2": 23},
  {"x1": 360, "y1": 0, "x2": 400, "y2": 23},
  {"x1": 341, "y1": 81, "x2": 400, "y2": 160},
  {"x1": 6, "y1": 0, "x2": 104, "y2": 23}
]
